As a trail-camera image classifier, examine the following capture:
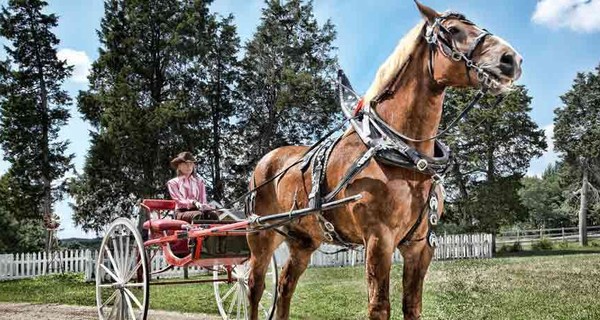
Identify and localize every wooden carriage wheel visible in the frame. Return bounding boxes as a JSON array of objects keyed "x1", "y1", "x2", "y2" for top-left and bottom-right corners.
[
  {"x1": 213, "y1": 256, "x2": 278, "y2": 320},
  {"x1": 96, "y1": 218, "x2": 149, "y2": 320}
]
